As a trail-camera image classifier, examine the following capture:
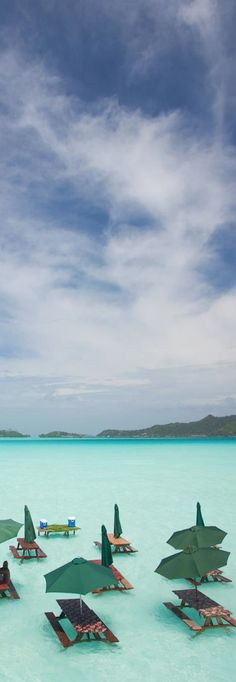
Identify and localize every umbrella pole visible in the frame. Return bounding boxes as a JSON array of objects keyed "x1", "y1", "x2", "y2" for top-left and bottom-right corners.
[
  {"x1": 195, "y1": 583, "x2": 199, "y2": 609},
  {"x1": 80, "y1": 595, "x2": 82, "y2": 614}
]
